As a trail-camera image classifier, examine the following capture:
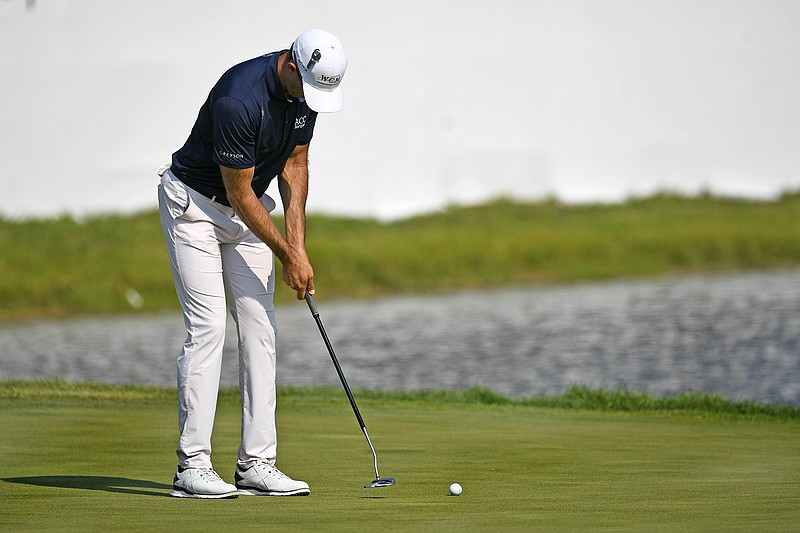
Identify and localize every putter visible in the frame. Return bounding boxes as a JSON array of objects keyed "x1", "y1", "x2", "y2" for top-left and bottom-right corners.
[{"x1": 305, "y1": 292, "x2": 396, "y2": 489}]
